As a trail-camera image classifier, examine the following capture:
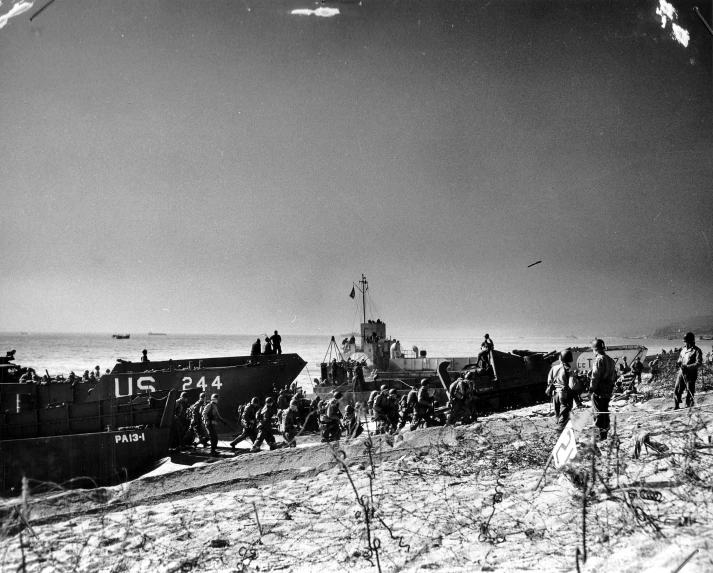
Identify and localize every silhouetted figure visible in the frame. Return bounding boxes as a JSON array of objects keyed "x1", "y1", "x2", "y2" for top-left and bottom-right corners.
[
  {"x1": 263, "y1": 337, "x2": 273, "y2": 355},
  {"x1": 251, "y1": 338, "x2": 261, "y2": 356},
  {"x1": 141, "y1": 349, "x2": 150, "y2": 363},
  {"x1": 271, "y1": 330, "x2": 282, "y2": 354}
]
